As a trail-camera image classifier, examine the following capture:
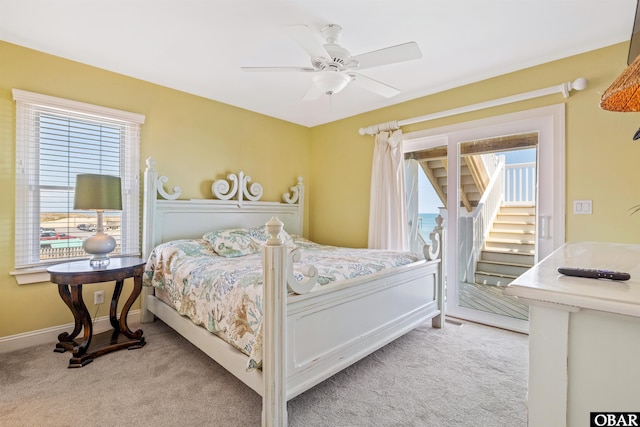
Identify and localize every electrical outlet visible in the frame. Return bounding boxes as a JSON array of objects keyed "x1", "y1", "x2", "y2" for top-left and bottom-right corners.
[{"x1": 94, "y1": 290, "x2": 104, "y2": 305}]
